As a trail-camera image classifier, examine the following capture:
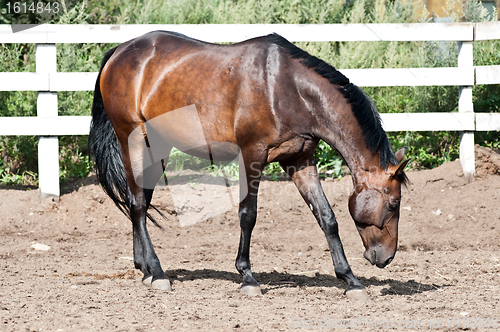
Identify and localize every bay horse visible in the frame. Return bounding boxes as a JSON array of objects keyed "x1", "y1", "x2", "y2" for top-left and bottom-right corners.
[{"x1": 89, "y1": 31, "x2": 409, "y2": 300}]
